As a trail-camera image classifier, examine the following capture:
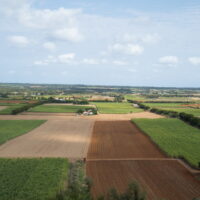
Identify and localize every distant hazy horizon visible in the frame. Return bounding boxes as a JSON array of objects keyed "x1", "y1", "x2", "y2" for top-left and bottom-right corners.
[{"x1": 1, "y1": 0, "x2": 200, "y2": 87}]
